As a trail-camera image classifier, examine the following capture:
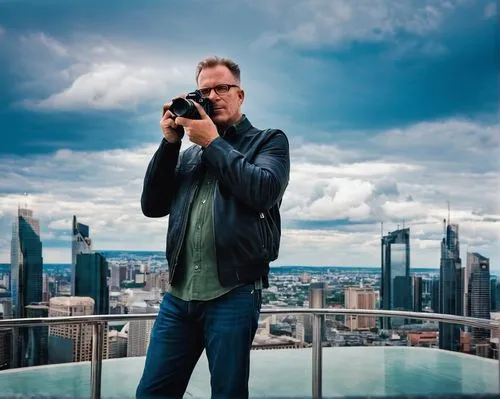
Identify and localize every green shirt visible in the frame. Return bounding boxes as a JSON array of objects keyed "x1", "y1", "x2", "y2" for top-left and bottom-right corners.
[{"x1": 168, "y1": 169, "x2": 240, "y2": 301}]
